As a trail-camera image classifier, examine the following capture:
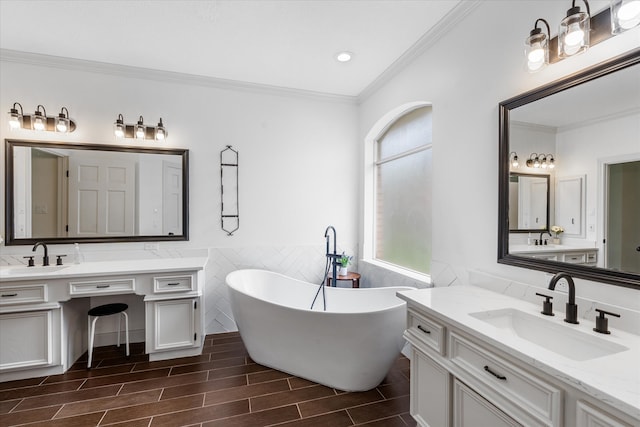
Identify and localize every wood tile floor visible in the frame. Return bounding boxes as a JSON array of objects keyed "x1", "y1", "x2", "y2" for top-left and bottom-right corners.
[{"x1": 0, "y1": 332, "x2": 416, "y2": 426}]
